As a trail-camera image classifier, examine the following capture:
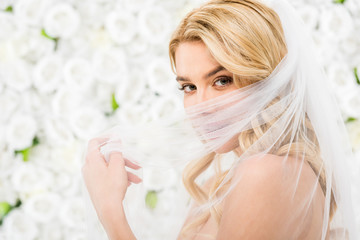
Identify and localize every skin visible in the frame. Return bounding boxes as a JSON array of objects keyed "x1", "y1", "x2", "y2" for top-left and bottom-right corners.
[
  {"x1": 175, "y1": 41, "x2": 240, "y2": 154},
  {"x1": 82, "y1": 41, "x2": 327, "y2": 240}
]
